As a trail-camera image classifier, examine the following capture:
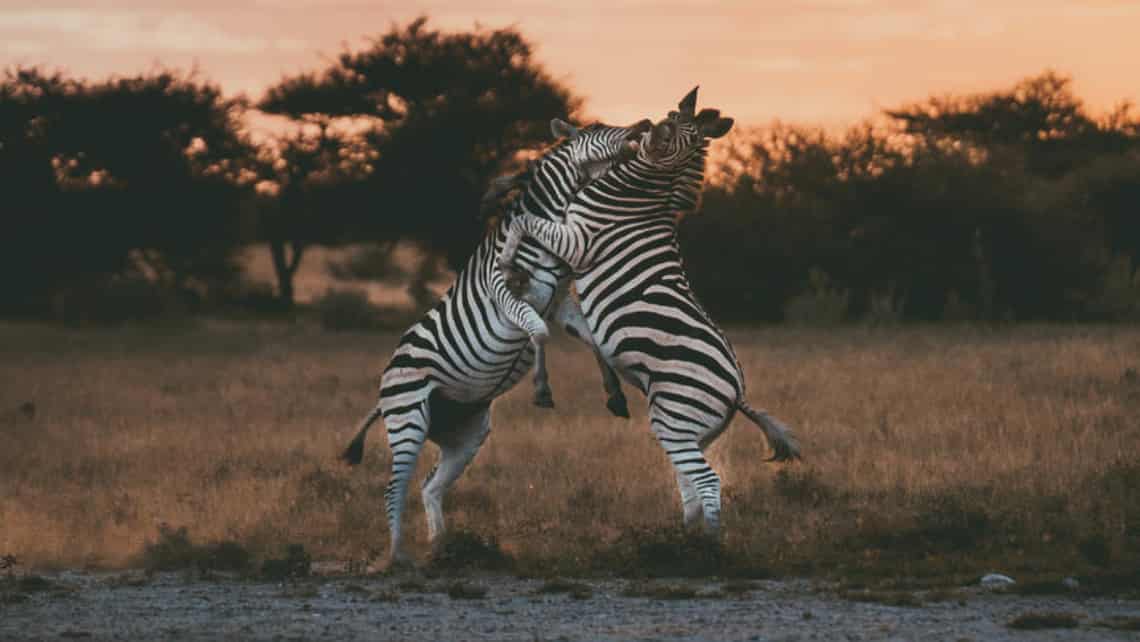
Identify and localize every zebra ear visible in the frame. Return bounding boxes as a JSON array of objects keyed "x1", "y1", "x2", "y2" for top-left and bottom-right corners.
[
  {"x1": 626, "y1": 119, "x2": 653, "y2": 139},
  {"x1": 694, "y1": 108, "x2": 721, "y2": 124},
  {"x1": 700, "y1": 116, "x2": 734, "y2": 139},
  {"x1": 550, "y1": 118, "x2": 579, "y2": 140},
  {"x1": 677, "y1": 86, "x2": 698, "y2": 118}
]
